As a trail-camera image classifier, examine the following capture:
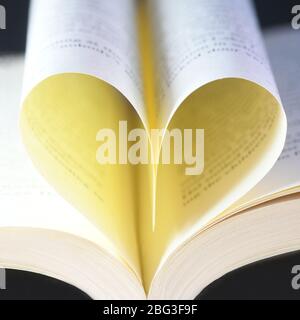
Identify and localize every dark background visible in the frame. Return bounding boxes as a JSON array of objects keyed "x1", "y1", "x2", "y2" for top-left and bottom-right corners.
[{"x1": 0, "y1": 0, "x2": 300, "y2": 300}]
